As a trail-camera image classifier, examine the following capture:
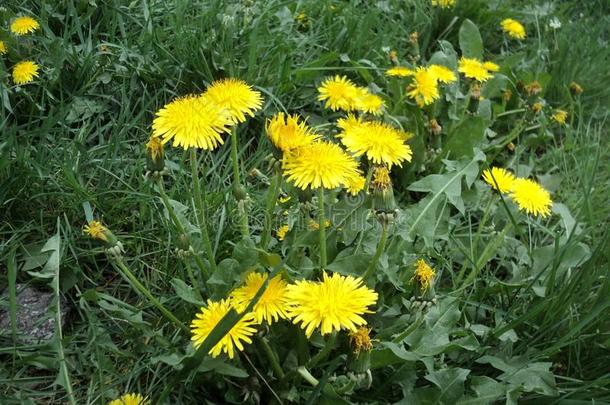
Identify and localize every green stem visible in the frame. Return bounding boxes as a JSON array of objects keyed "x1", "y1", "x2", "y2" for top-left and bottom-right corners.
[
  {"x1": 230, "y1": 126, "x2": 241, "y2": 186},
  {"x1": 317, "y1": 188, "x2": 327, "y2": 269},
  {"x1": 308, "y1": 332, "x2": 337, "y2": 368},
  {"x1": 297, "y1": 366, "x2": 319, "y2": 386},
  {"x1": 362, "y1": 222, "x2": 389, "y2": 283},
  {"x1": 184, "y1": 261, "x2": 203, "y2": 301},
  {"x1": 190, "y1": 148, "x2": 217, "y2": 274},
  {"x1": 113, "y1": 258, "x2": 189, "y2": 333},
  {"x1": 260, "y1": 168, "x2": 282, "y2": 249},
  {"x1": 259, "y1": 337, "x2": 285, "y2": 379},
  {"x1": 230, "y1": 127, "x2": 250, "y2": 238}
]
